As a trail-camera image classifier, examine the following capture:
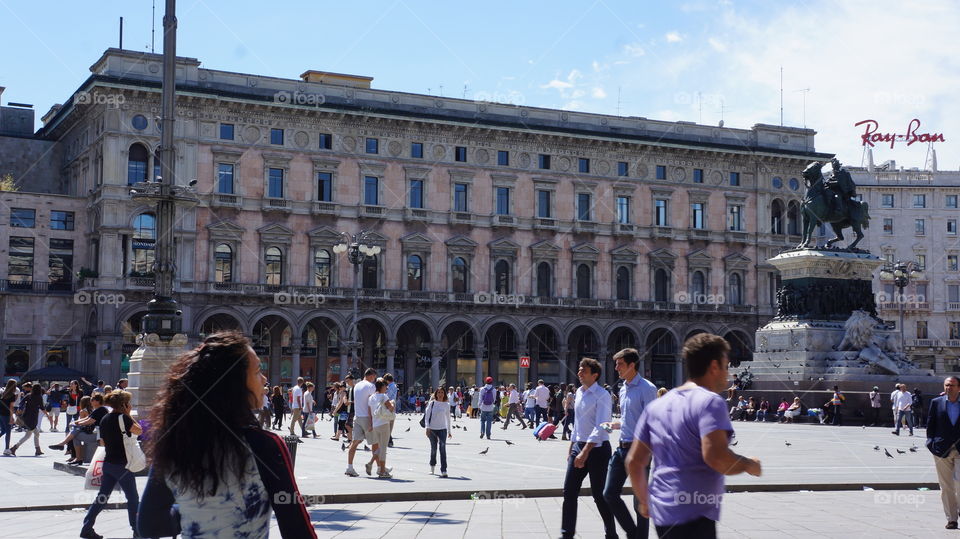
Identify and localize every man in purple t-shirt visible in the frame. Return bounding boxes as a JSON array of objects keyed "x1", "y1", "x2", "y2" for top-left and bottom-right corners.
[{"x1": 626, "y1": 333, "x2": 761, "y2": 538}]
